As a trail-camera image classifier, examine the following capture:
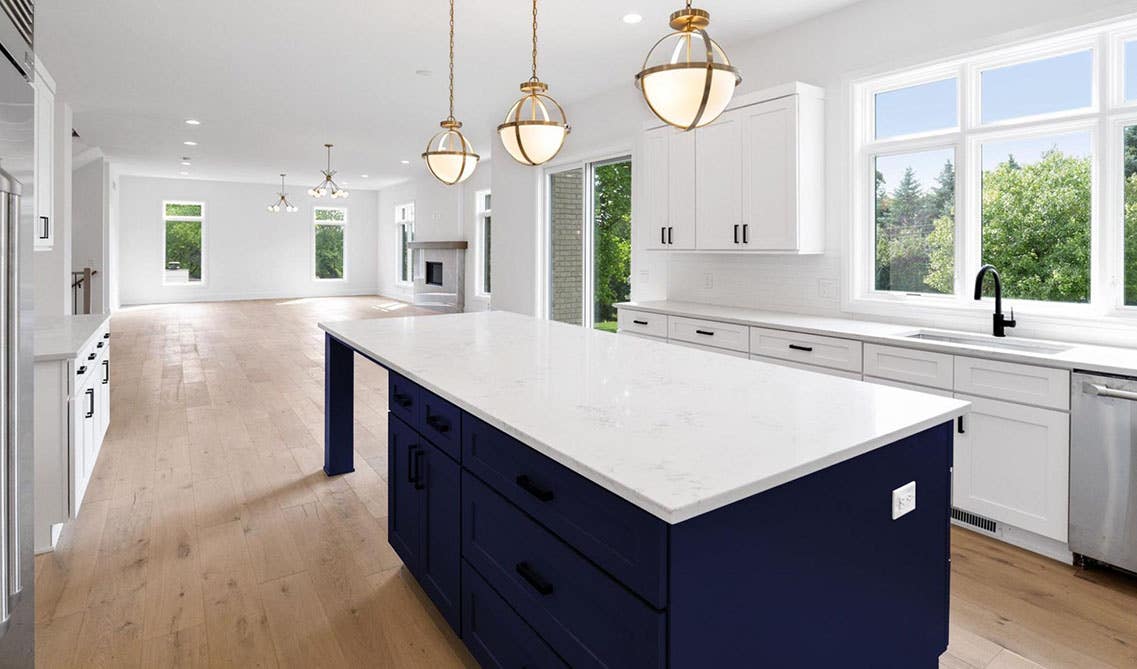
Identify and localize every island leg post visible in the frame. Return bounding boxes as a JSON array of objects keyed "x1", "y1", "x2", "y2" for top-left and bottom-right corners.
[{"x1": 324, "y1": 333, "x2": 355, "y2": 476}]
